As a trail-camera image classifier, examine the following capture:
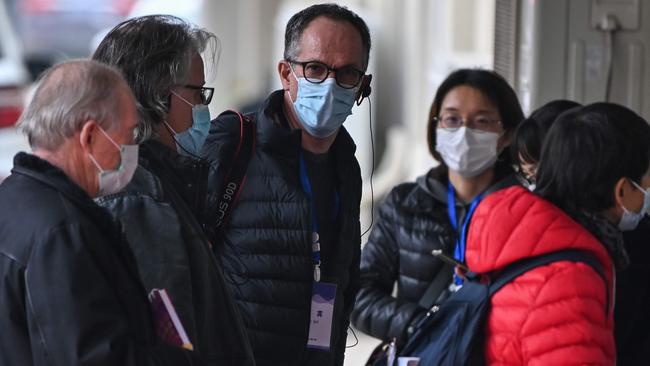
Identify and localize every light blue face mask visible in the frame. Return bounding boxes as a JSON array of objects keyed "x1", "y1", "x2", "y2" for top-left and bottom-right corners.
[
  {"x1": 289, "y1": 69, "x2": 357, "y2": 138},
  {"x1": 619, "y1": 180, "x2": 650, "y2": 231},
  {"x1": 167, "y1": 91, "x2": 211, "y2": 156}
]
